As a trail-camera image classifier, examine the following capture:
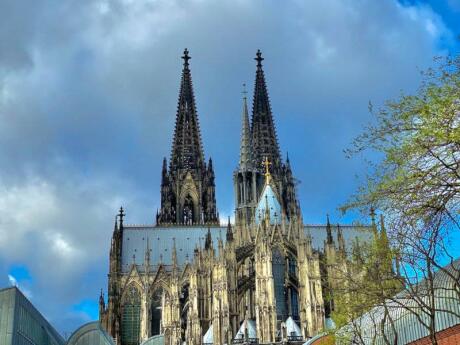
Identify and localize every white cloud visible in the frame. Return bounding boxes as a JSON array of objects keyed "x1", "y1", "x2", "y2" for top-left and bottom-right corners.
[{"x1": 8, "y1": 274, "x2": 32, "y2": 299}]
